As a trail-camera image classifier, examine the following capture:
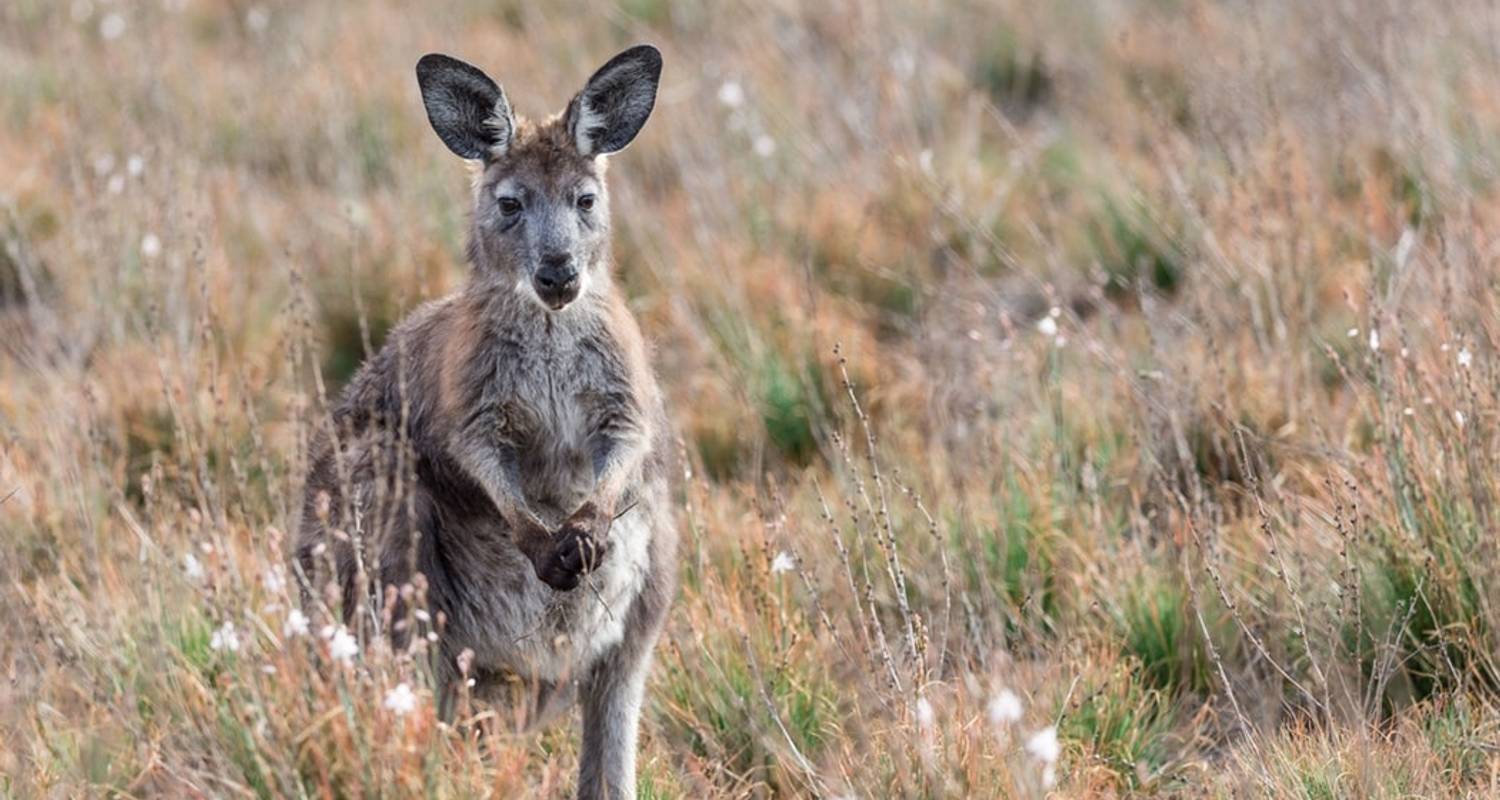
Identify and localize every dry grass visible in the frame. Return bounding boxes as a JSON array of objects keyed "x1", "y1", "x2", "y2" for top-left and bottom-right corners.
[{"x1": 5, "y1": 0, "x2": 1500, "y2": 796}]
